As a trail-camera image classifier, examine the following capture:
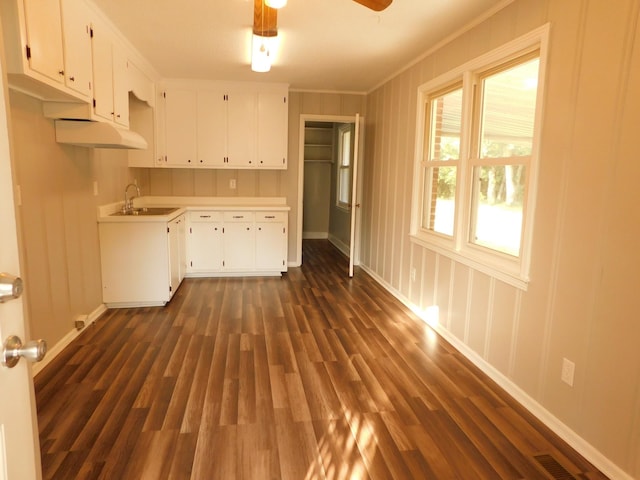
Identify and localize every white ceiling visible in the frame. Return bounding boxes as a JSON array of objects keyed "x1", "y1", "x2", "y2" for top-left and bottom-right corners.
[{"x1": 91, "y1": 0, "x2": 508, "y2": 93}]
